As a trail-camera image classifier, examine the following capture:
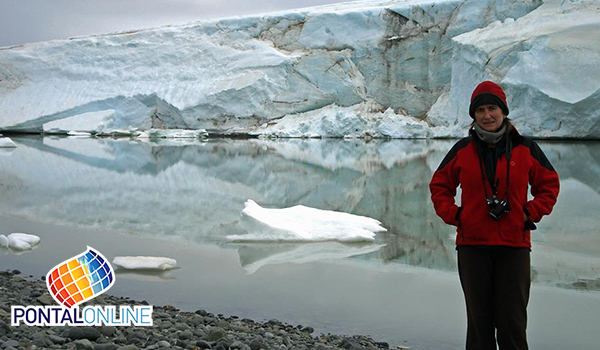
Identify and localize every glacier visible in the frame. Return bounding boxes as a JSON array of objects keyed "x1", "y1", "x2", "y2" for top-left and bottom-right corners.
[{"x1": 1, "y1": 0, "x2": 597, "y2": 138}]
